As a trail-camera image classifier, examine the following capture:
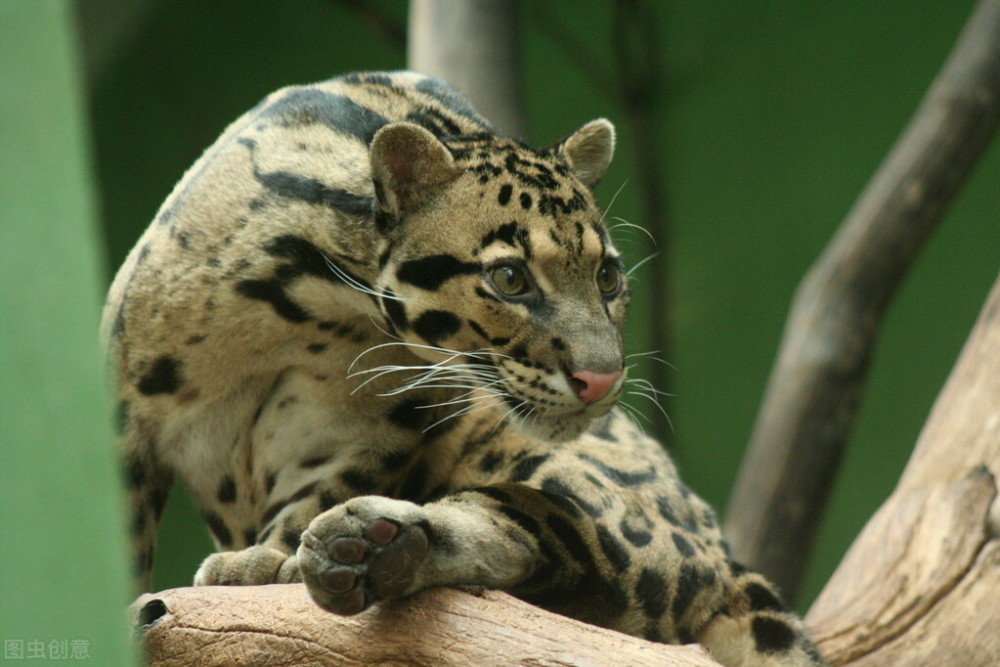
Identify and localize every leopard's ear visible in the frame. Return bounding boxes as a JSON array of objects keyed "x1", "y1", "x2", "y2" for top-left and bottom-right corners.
[
  {"x1": 550, "y1": 119, "x2": 615, "y2": 189},
  {"x1": 370, "y1": 122, "x2": 462, "y2": 225}
]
